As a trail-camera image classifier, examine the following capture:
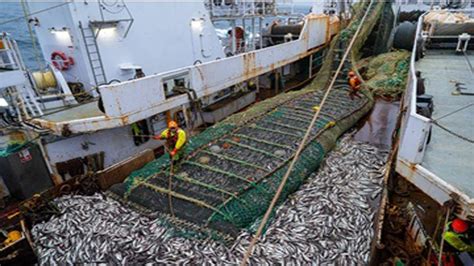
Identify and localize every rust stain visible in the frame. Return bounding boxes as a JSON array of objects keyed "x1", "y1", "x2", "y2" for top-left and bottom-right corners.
[
  {"x1": 31, "y1": 119, "x2": 56, "y2": 131},
  {"x1": 325, "y1": 16, "x2": 331, "y2": 43},
  {"x1": 401, "y1": 160, "x2": 417, "y2": 183},
  {"x1": 306, "y1": 14, "x2": 327, "y2": 20},
  {"x1": 115, "y1": 98, "x2": 123, "y2": 115},
  {"x1": 120, "y1": 116, "x2": 129, "y2": 125},
  {"x1": 51, "y1": 174, "x2": 64, "y2": 186},
  {"x1": 44, "y1": 121, "x2": 56, "y2": 130},
  {"x1": 242, "y1": 52, "x2": 257, "y2": 81},
  {"x1": 61, "y1": 124, "x2": 72, "y2": 137},
  {"x1": 41, "y1": 142, "x2": 64, "y2": 185},
  {"x1": 332, "y1": 20, "x2": 341, "y2": 36}
]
